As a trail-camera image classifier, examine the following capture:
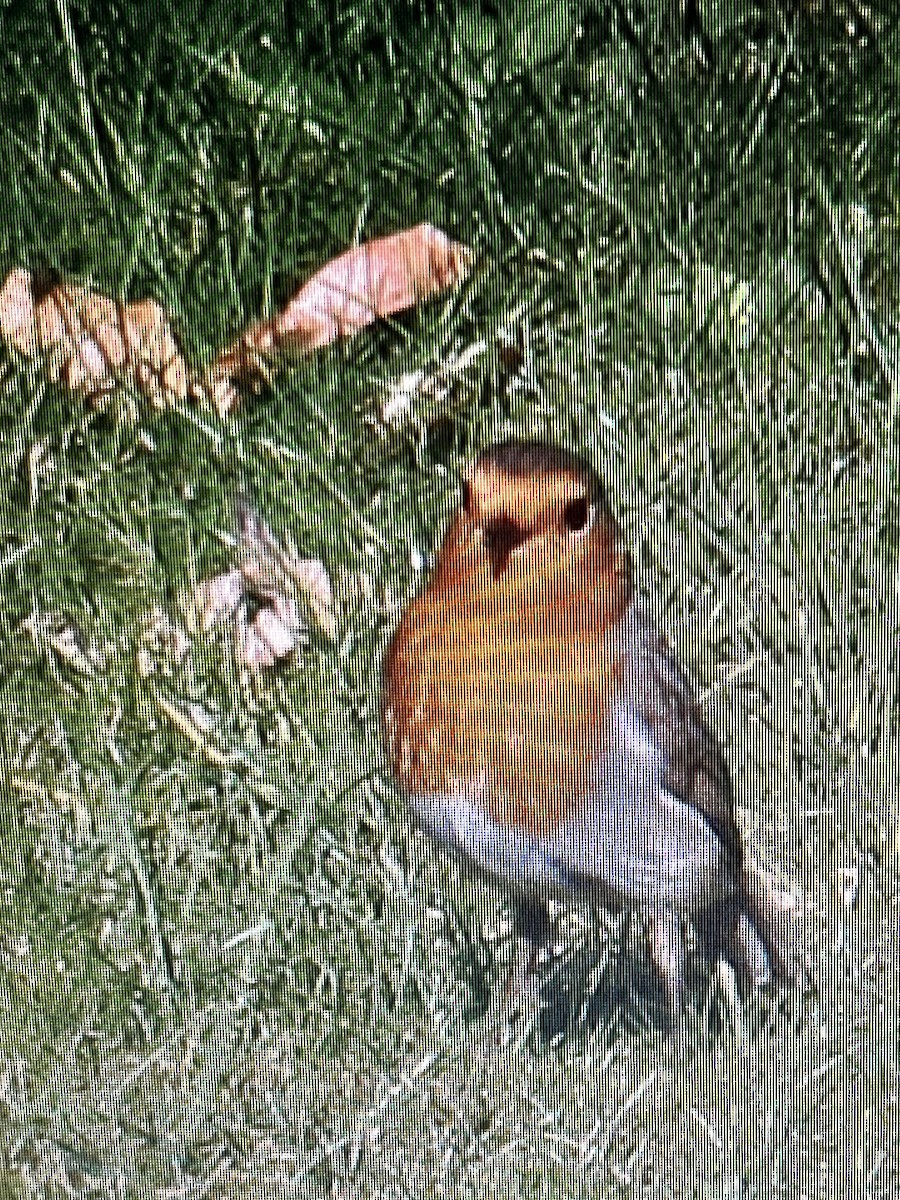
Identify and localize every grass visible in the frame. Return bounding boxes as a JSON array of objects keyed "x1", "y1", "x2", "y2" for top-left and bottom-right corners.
[{"x1": 0, "y1": 0, "x2": 898, "y2": 1195}]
